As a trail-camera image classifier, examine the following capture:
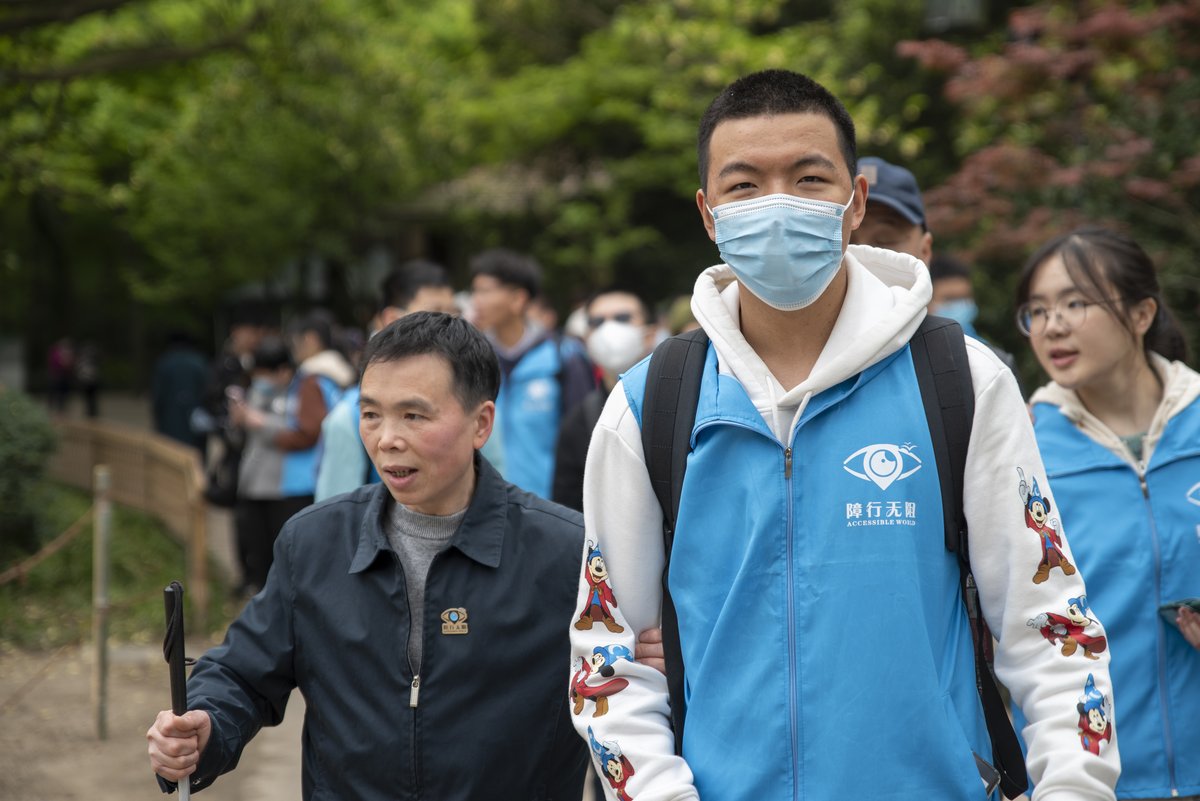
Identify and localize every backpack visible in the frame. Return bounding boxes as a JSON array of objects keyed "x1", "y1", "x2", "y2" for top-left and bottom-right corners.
[{"x1": 640, "y1": 316, "x2": 1028, "y2": 800}]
